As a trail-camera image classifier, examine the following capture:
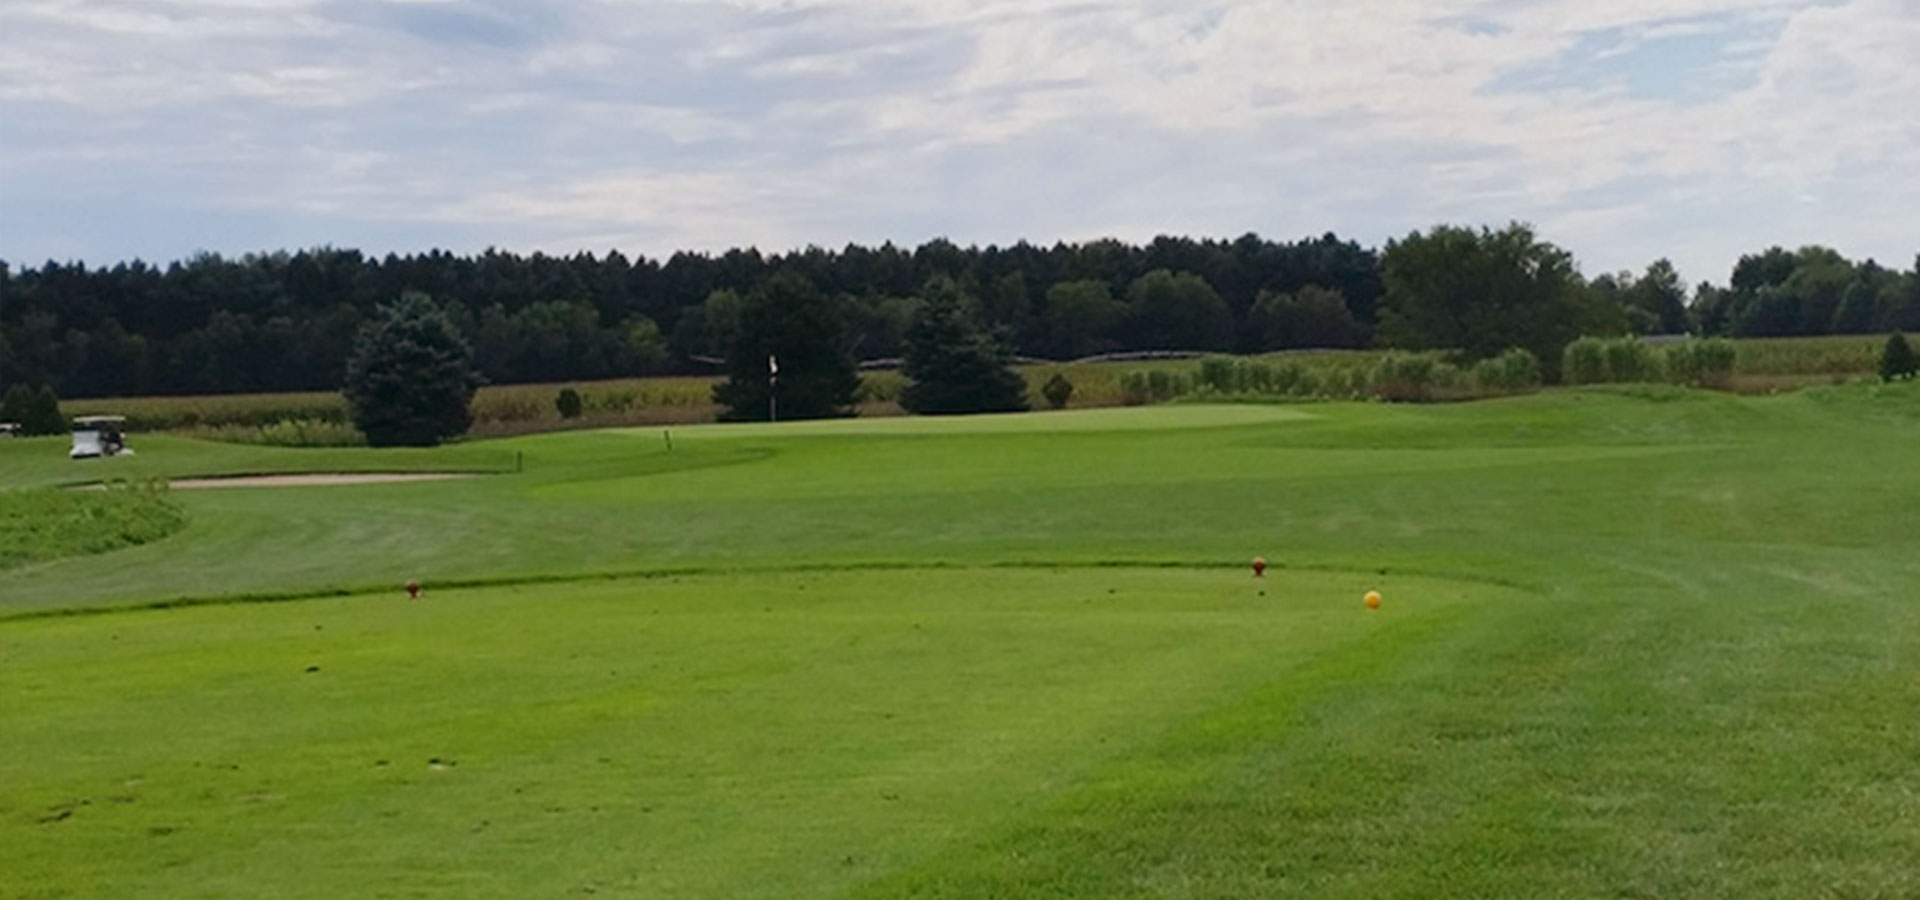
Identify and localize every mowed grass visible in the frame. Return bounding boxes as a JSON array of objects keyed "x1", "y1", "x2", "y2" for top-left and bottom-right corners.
[
  {"x1": 3, "y1": 568, "x2": 1490, "y2": 899},
  {"x1": 5, "y1": 387, "x2": 1920, "y2": 898}
]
